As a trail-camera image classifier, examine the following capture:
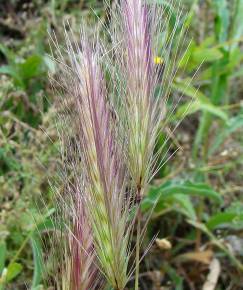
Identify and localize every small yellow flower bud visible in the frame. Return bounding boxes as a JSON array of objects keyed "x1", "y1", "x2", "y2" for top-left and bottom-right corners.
[{"x1": 154, "y1": 56, "x2": 163, "y2": 64}]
